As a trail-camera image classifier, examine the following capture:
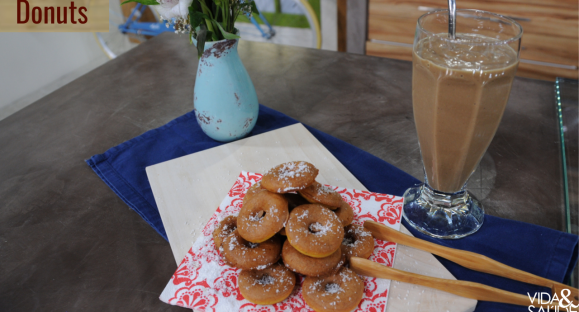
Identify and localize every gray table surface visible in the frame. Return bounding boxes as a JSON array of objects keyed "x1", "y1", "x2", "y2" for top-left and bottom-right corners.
[{"x1": 0, "y1": 33, "x2": 564, "y2": 311}]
